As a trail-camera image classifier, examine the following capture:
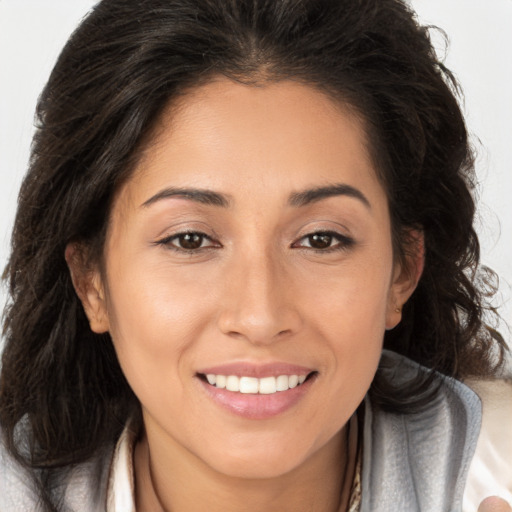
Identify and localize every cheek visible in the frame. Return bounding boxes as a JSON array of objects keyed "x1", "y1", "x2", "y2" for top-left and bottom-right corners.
[
  {"x1": 299, "y1": 250, "x2": 392, "y2": 386},
  {"x1": 107, "y1": 252, "x2": 214, "y2": 334},
  {"x1": 103, "y1": 260, "x2": 215, "y2": 401},
  {"x1": 303, "y1": 254, "x2": 393, "y2": 335}
]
